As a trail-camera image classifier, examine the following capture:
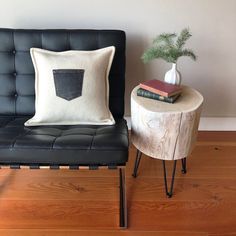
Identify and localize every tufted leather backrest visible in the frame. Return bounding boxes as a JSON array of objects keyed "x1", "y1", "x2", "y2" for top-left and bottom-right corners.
[{"x1": 0, "y1": 29, "x2": 126, "y2": 118}]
